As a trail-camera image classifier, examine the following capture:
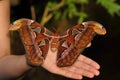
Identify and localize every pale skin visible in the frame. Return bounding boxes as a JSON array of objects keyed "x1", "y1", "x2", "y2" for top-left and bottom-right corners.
[{"x1": 0, "y1": 0, "x2": 100, "y2": 79}]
